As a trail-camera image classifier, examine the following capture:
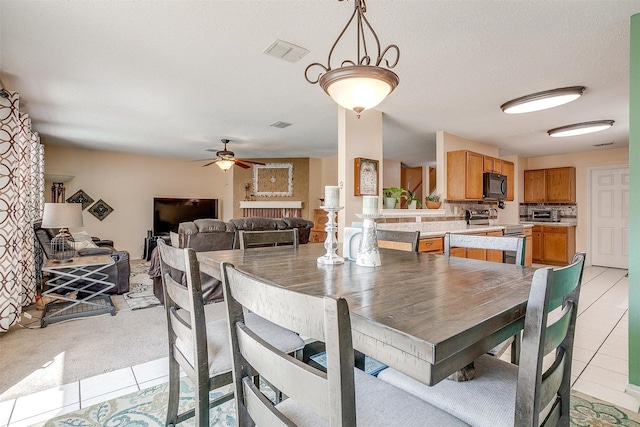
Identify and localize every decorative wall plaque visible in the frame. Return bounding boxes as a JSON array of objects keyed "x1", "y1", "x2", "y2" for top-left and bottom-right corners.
[
  {"x1": 253, "y1": 163, "x2": 294, "y2": 197},
  {"x1": 88, "y1": 199, "x2": 114, "y2": 221},
  {"x1": 66, "y1": 189, "x2": 94, "y2": 210},
  {"x1": 354, "y1": 158, "x2": 379, "y2": 196}
]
